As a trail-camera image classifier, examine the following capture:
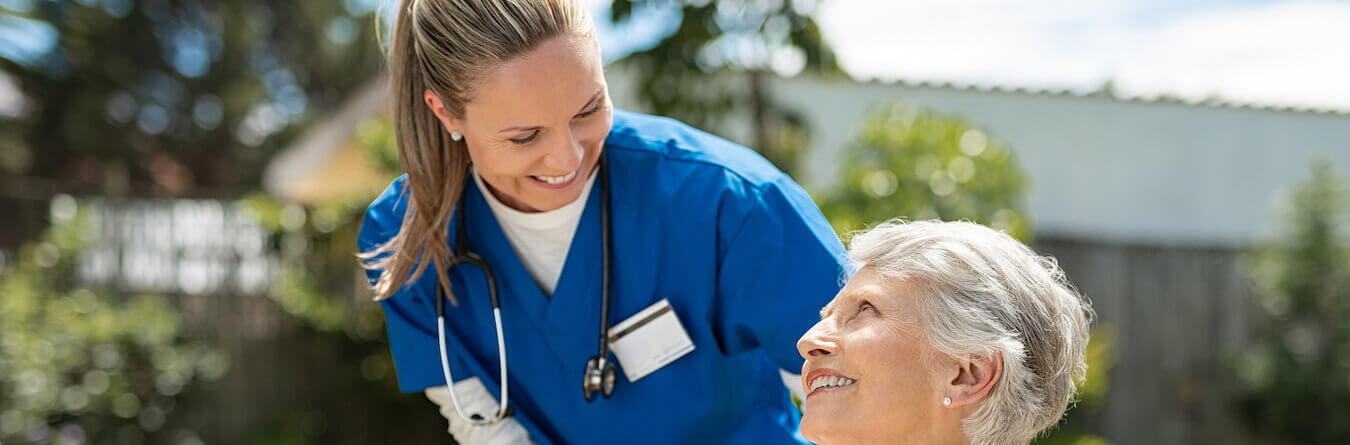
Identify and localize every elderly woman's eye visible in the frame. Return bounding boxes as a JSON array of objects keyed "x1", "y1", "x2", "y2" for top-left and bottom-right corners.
[{"x1": 857, "y1": 301, "x2": 875, "y2": 314}]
